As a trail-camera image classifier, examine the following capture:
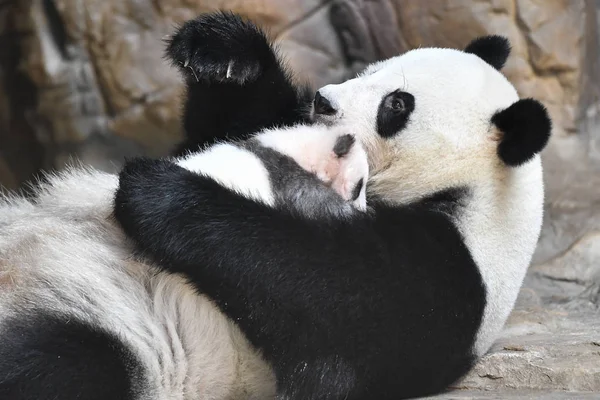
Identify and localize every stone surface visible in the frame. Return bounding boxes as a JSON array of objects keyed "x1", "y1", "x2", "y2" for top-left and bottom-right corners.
[
  {"x1": 424, "y1": 270, "x2": 600, "y2": 398},
  {"x1": 427, "y1": 391, "x2": 600, "y2": 399},
  {"x1": 0, "y1": 0, "x2": 598, "y2": 397}
]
